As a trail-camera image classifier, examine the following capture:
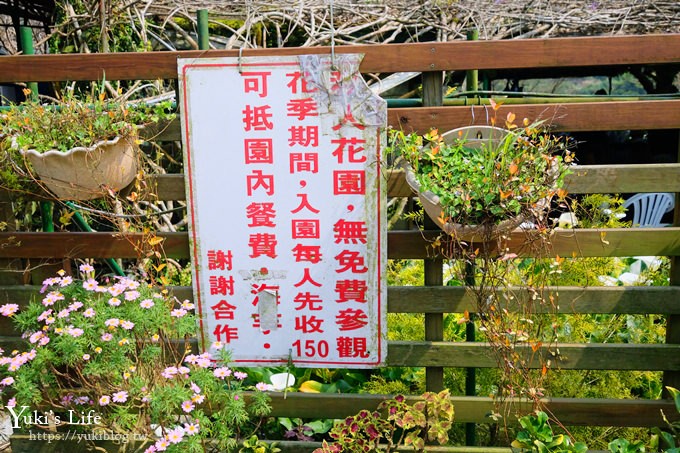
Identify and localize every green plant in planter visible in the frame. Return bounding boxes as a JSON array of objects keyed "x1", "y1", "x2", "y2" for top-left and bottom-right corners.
[
  {"x1": 648, "y1": 386, "x2": 680, "y2": 452},
  {"x1": 0, "y1": 265, "x2": 272, "y2": 452},
  {"x1": 511, "y1": 411, "x2": 588, "y2": 453},
  {"x1": 391, "y1": 111, "x2": 573, "y2": 238},
  {"x1": 0, "y1": 86, "x2": 174, "y2": 199},
  {"x1": 314, "y1": 389, "x2": 454, "y2": 452}
]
